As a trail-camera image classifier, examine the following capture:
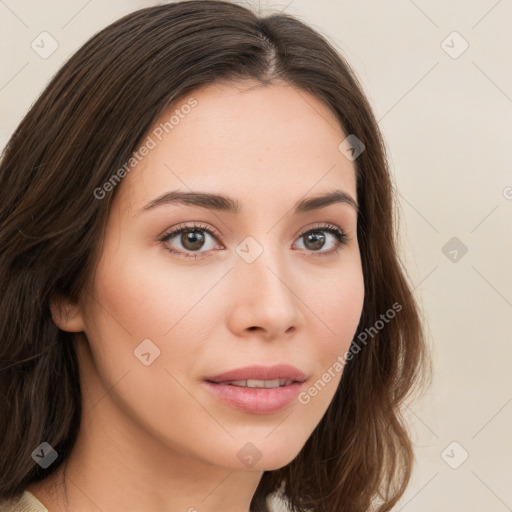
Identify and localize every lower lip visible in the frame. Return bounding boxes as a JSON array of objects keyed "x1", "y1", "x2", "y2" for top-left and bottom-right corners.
[{"x1": 204, "y1": 381, "x2": 303, "y2": 414}]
